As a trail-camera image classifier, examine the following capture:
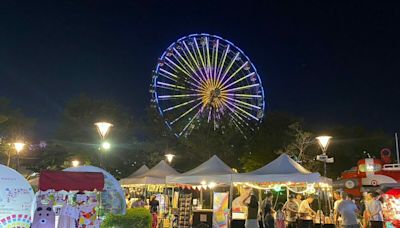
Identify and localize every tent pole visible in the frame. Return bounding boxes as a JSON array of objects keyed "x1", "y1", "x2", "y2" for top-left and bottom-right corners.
[{"x1": 229, "y1": 175, "x2": 233, "y2": 228}]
